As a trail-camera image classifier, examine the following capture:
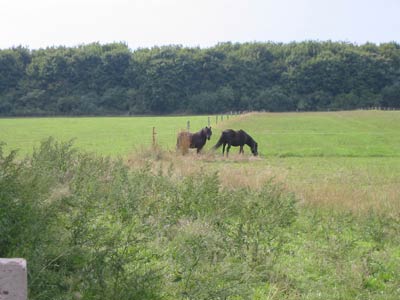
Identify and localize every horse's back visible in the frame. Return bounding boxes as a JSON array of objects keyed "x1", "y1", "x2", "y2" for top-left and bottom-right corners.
[
  {"x1": 222, "y1": 129, "x2": 236, "y2": 139},
  {"x1": 219, "y1": 129, "x2": 241, "y2": 146}
]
